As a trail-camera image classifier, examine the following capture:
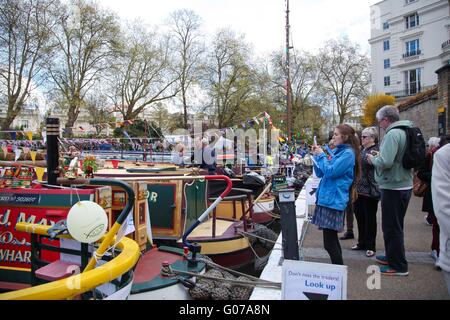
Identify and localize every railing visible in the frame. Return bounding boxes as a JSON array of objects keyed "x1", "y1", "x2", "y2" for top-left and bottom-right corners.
[
  {"x1": 402, "y1": 49, "x2": 421, "y2": 59},
  {"x1": 442, "y1": 40, "x2": 450, "y2": 50},
  {"x1": 385, "y1": 84, "x2": 436, "y2": 99}
]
